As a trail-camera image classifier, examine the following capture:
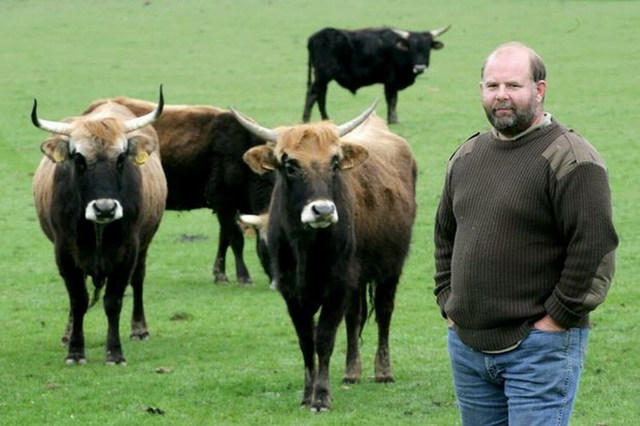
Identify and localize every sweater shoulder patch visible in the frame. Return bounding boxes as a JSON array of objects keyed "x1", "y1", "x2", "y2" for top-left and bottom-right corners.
[{"x1": 541, "y1": 131, "x2": 607, "y2": 180}]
